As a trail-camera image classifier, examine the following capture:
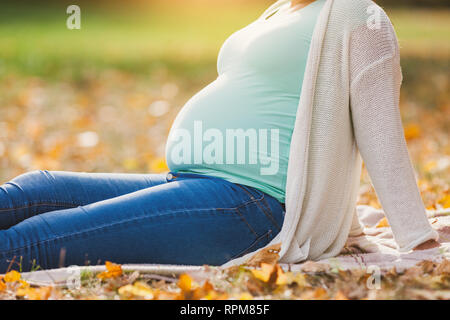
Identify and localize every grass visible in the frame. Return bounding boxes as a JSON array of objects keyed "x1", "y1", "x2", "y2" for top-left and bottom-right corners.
[{"x1": 0, "y1": 3, "x2": 448, "y2": 79}]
